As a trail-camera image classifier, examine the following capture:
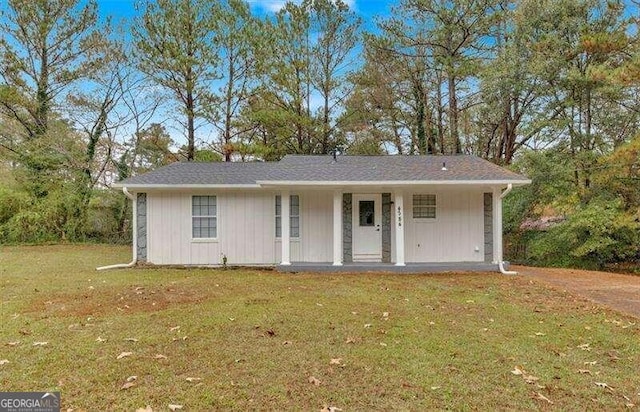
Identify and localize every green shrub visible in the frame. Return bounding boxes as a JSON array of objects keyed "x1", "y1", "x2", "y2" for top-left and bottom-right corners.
[{"x1": 528, "y1": 199, "x2": 640, "y2": 268}]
